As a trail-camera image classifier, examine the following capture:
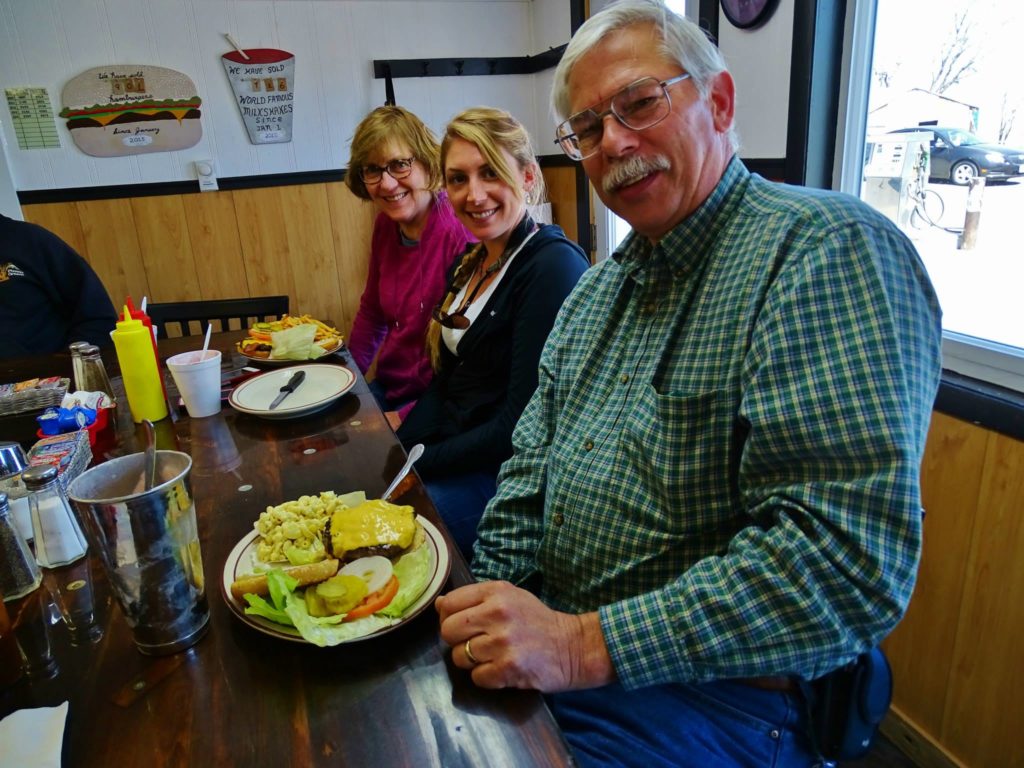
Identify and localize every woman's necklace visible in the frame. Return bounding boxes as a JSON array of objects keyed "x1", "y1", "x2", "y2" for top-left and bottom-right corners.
[
  {"x1": 453, "y1": 224, "x2": 540, "y2": 316},
  {"x1": 478, "y1": 246, "x2": 513, "y2": 279}
]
